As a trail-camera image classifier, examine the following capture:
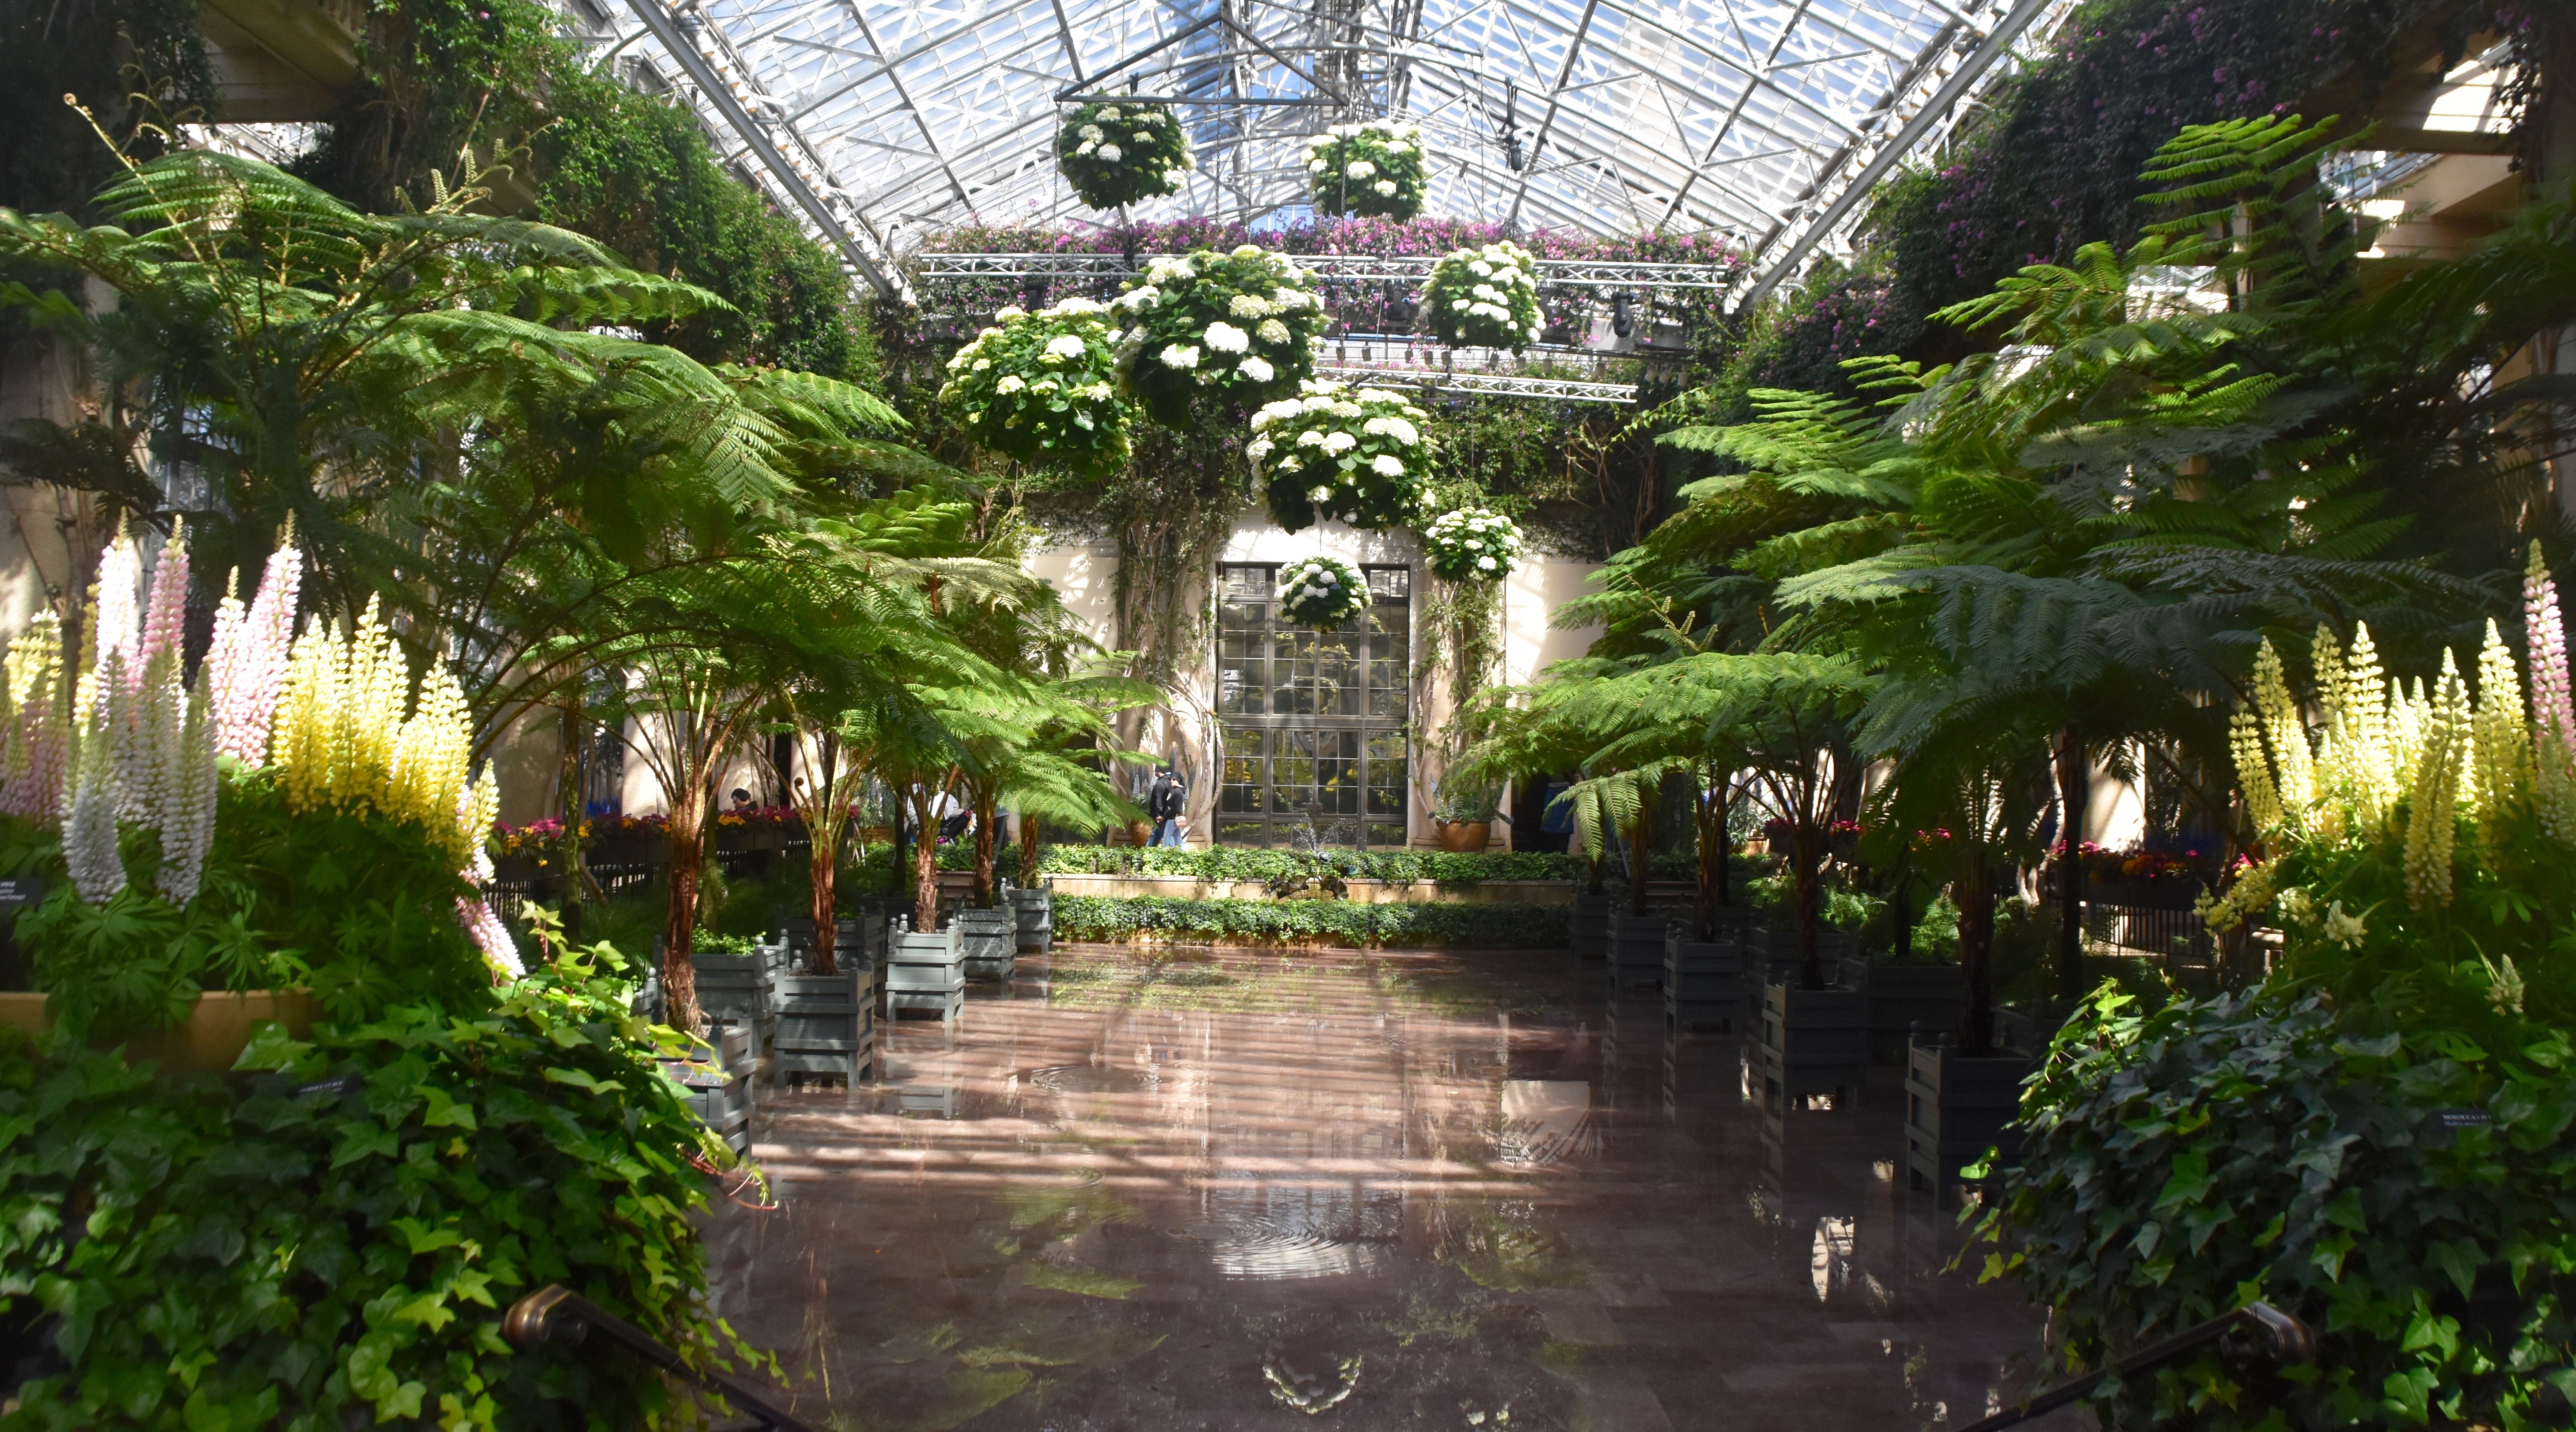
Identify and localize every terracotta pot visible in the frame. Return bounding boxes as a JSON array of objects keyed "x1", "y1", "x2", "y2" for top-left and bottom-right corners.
[
  {"x1": 1435, "y1": 820, "x2": 1490, "y2": 853},
  {"x1": 0, "y1": 988, "x2": 322, "y2": 1074}
]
